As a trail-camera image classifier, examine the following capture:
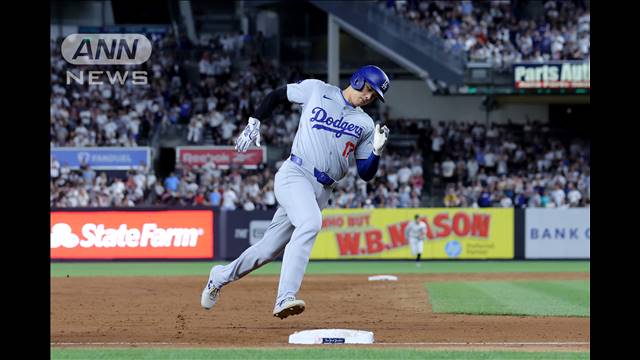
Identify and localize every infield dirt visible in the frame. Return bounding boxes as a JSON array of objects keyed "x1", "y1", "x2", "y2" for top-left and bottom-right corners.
[{"x1": 51, "y1": 272, "x2": 589, "y2": 351}]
